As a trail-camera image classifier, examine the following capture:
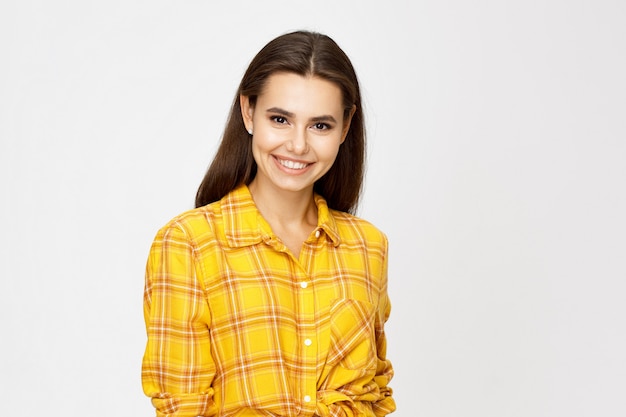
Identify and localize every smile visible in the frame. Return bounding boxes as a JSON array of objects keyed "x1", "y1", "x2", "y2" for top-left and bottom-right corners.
[{"x1": 276, "y1": 158, "x2": 311, "y2": 170}]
